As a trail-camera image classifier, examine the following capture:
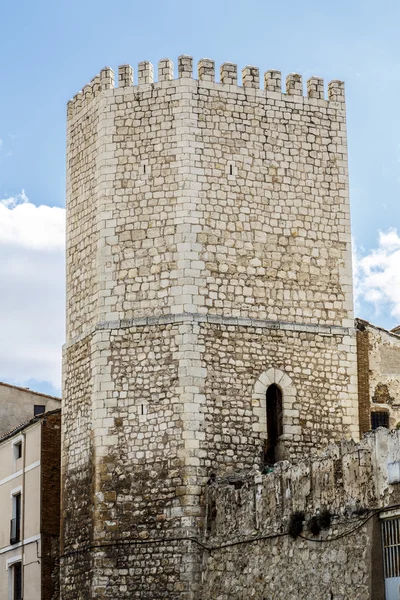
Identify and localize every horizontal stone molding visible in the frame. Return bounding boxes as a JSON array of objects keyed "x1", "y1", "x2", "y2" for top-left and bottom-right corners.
[{"x1": 64, "y1": 313, "x2": 354, "y2": 350}]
